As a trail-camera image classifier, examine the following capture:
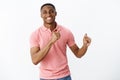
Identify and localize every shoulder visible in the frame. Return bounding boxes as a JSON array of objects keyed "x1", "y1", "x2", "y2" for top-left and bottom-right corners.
[
  {"x1": 31, "y1": 26, "x2": 42, "y2": 36},
  {"x1": 57, "y1": 24, "x2": 74, "y2": 39},
  {"x1": 30, "y1": 26, "x2": 43, "y2": 39},
  {"x1": 57, "y1": 24, "x2": 72, "y2": 33}
]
